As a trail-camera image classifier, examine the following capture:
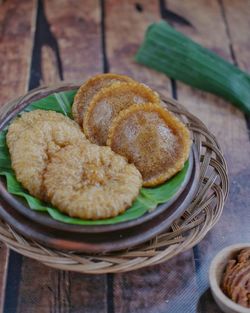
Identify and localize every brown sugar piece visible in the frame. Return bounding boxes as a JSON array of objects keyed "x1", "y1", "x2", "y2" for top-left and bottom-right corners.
[
  {"x1": 72, "y1": 73, "x2": 134, "y2": 126},
  {"x1": 107, "y1": 103, "x2": 191, "y2": 187},
  {"x1": 44, "y1": 144, "x2": 142, "y2": 220},
  {"x1": 221, "y1": 248, "x2": 250, "y2": 308},
  {"x1": 84, "y1": 82, "x2": 160, "y2": 145}
]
